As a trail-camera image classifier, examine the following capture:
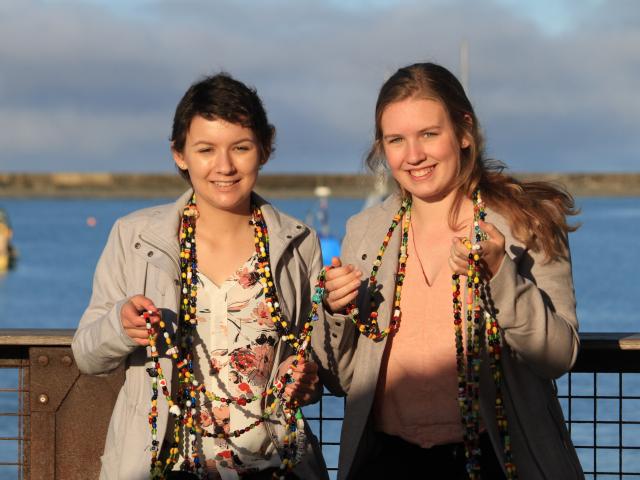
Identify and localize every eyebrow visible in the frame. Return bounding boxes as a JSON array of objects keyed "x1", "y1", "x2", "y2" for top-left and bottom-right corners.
[{"x1": 191, "y1": 138, "x2": 256, "y2": 147}]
